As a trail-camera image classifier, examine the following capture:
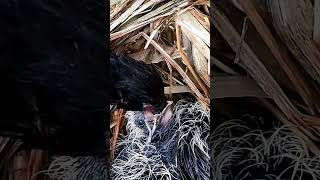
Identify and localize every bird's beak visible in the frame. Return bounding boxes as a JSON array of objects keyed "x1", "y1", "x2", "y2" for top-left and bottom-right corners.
[
  {"x1": 158, "y1": 101, "x2": 174, "y2": 126},
  {"x1": 143, "y1": 101, "x2": 174, "y2": 130}
]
